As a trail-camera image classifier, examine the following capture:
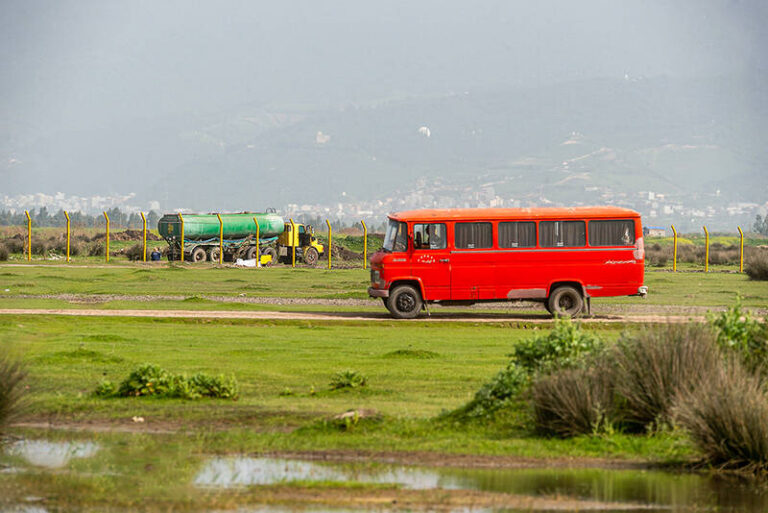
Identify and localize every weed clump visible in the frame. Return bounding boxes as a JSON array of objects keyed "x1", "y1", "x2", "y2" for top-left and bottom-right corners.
[
  {"x1": 383, "y1": 349, "x2": 439, "y2": 359},
  {"x1": 0, "y1": 351, "x2": 26, "y2": 434},
  {"x1": 611, "y1": 323, "x2": 720, "y2": 431},
  {"x1": 448, "y1": 319, "x2": 603, "y2": 421},
  {"x1": 745, "y1": 248, "x2": 768, "y2": 281},
  {"x1": 329, "y1": 370, "x2": 367, "y2": 390},
  {"x1": 710, "y1": 298, "x2": 768, "y2": 373},
  {"x1": 95, "y1": 364, "x2": 238, "y2": 400},
  {"x1": 0, "y1": 244, "x2": 8, "y2": 261},
  {"x1": 674, "y1": 360, "x2": 768, "y2": 473},
  {"x1": 531, "y1": 362, "x2": 615, "y2": 437}
]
